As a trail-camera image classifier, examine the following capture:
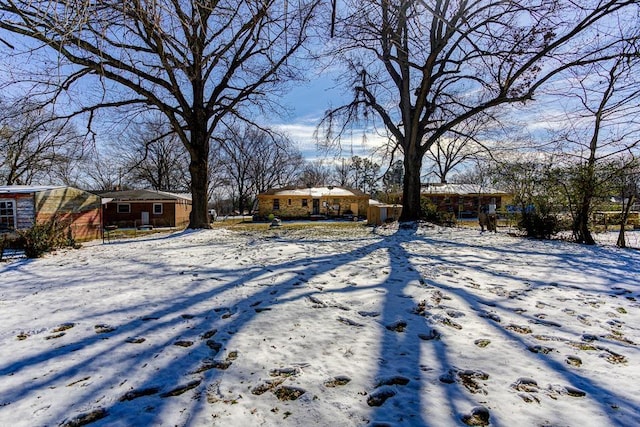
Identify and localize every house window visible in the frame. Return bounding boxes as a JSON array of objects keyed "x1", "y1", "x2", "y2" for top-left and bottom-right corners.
[
  {"x1": 302, "y1": 199, "x2": 308, "y2": 207},
  {"x1": 288, "y1": 198, "x2": 292, "y2": 206},
  {"x1": 0, "y1": 199, "x2": 16, "y2": 230},
  {"x1": 117, "y1": 203, "x2": 131, "y2": 214},
  {"x1": 273, "y1": 199, "x2": 280, "y2": 210},
  {"x1": 153, "y1": 203, "x2": 163, "y2": 215}
]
